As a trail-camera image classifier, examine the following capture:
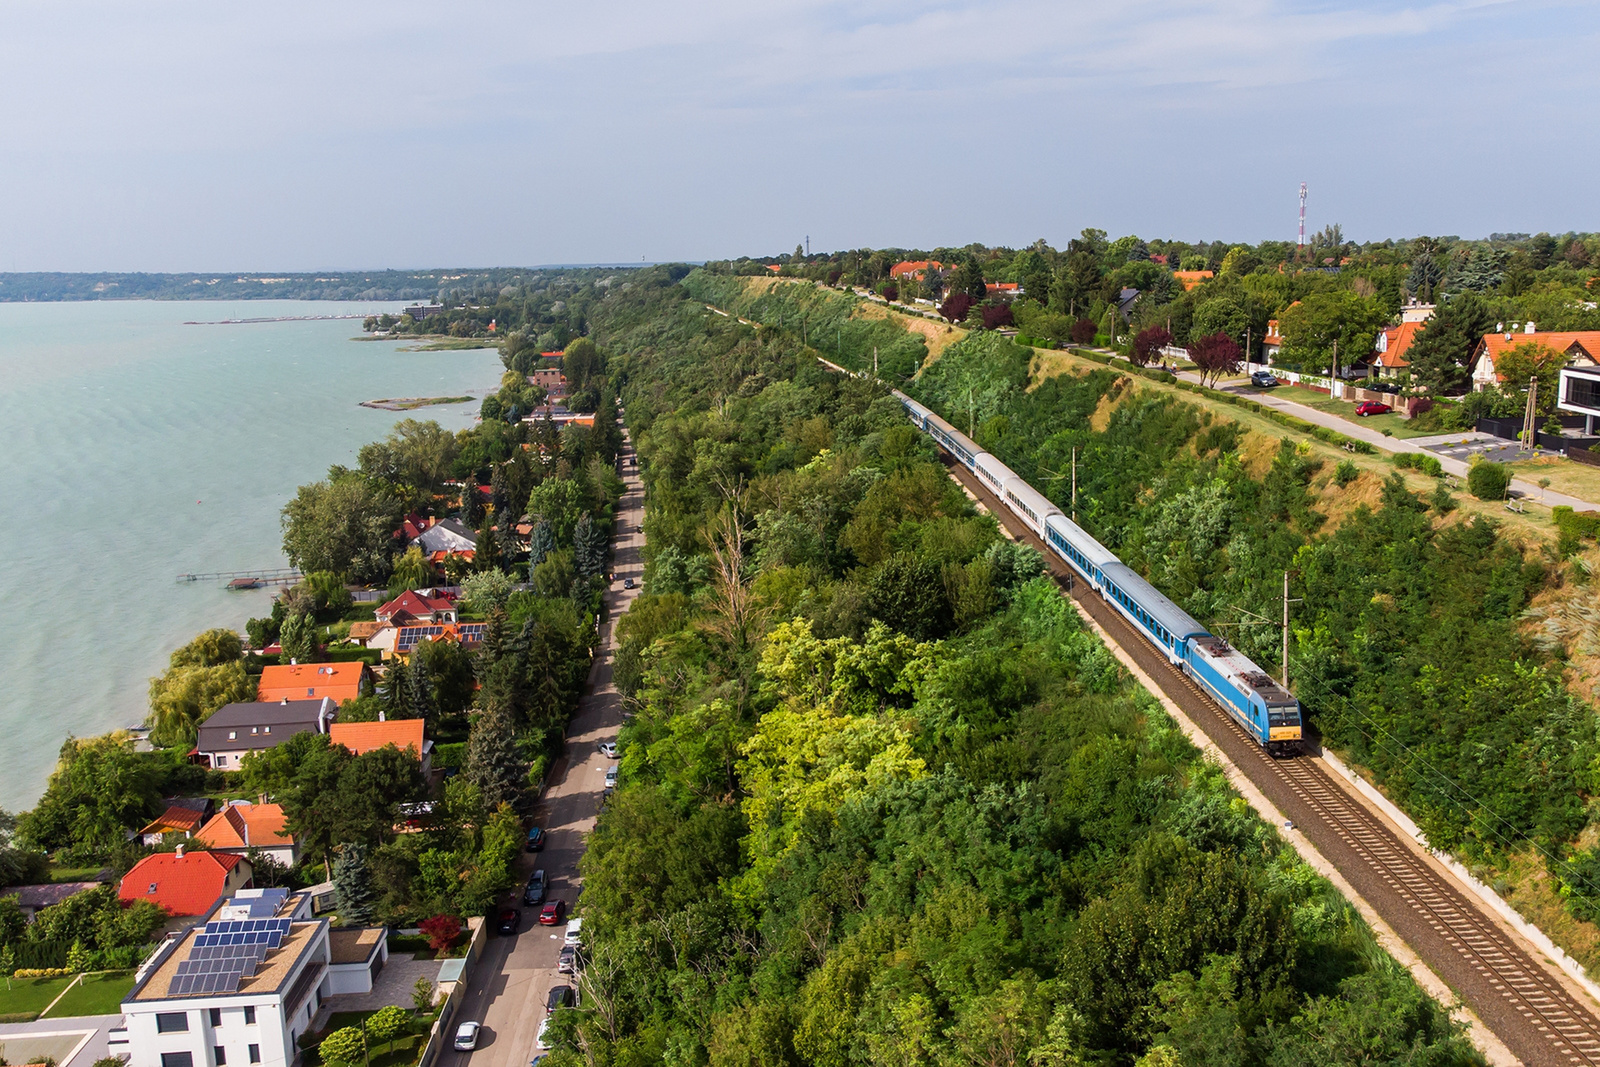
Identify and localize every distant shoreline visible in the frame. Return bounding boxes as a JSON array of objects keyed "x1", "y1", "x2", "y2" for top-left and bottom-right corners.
[{"x1": 184, "y1": 314, "x2": 372, "y2": 324}]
